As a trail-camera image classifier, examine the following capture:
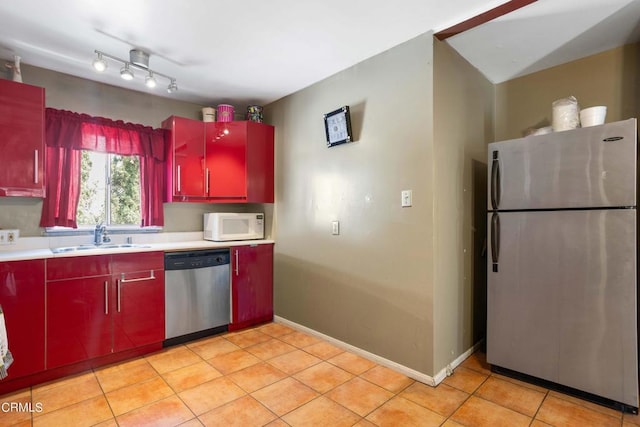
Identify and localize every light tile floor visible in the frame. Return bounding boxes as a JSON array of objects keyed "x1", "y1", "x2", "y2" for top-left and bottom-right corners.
[{"x1": 1, "y1": 322, "x2": 639, "y2": 426}]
